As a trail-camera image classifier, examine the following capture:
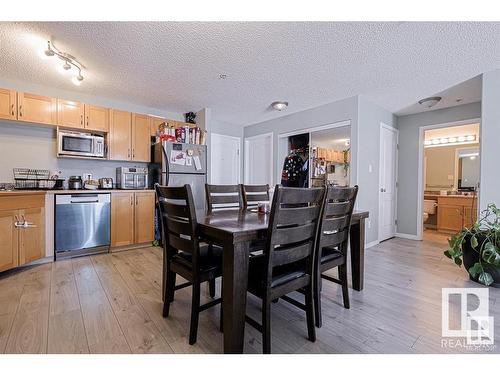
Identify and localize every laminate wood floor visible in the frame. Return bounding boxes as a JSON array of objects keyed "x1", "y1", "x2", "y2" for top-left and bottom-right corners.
[{"x1": 1, "y1": 236, "x2": 499, "y2": 354}]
